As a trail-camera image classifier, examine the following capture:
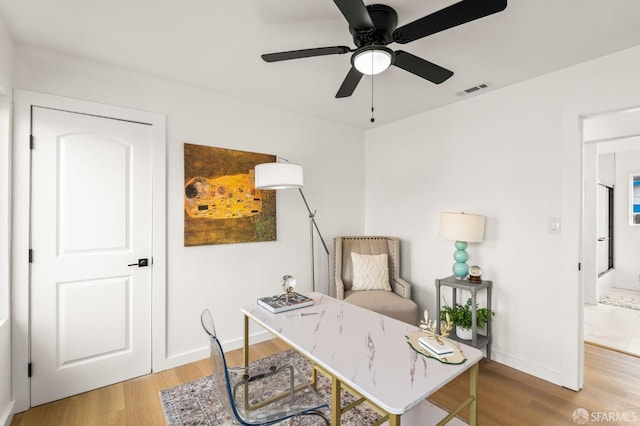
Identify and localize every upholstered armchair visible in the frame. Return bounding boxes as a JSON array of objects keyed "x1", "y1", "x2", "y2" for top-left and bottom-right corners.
[{"x1": 334, "y1": 236, "x2": 419, "y2": 325}]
